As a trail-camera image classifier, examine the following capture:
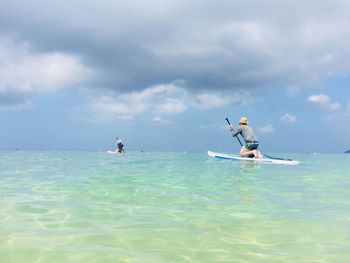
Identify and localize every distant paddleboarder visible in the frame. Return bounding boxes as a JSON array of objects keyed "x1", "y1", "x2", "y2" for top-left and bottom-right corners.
[
  {"x1": 228, "y1": 117, "x2": 263, "y2": 158},
  {"x1": 116, "y1": 138, "x2": 125, "y2": 153}
]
